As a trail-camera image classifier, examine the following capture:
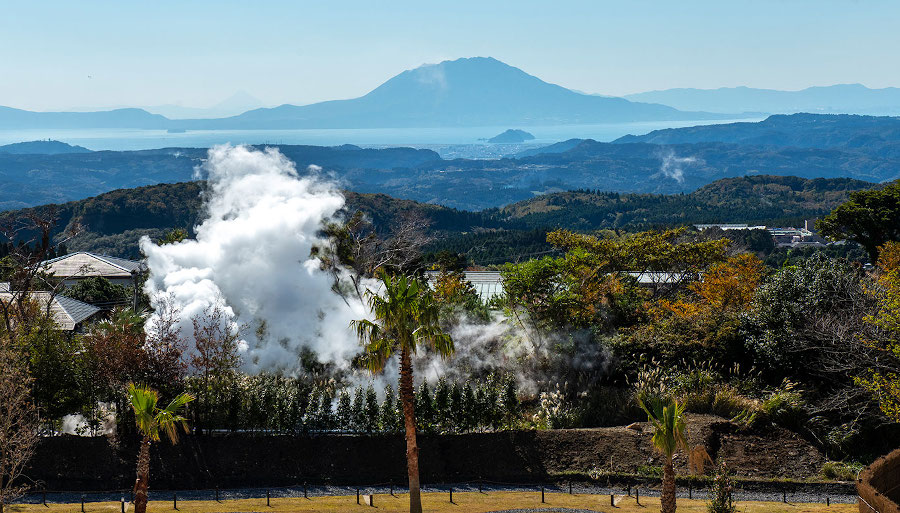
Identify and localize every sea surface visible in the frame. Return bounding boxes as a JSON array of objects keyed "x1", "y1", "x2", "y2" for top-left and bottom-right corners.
[{"x1": 0, "y1": 118, "x2": 759, "y2": 159}]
